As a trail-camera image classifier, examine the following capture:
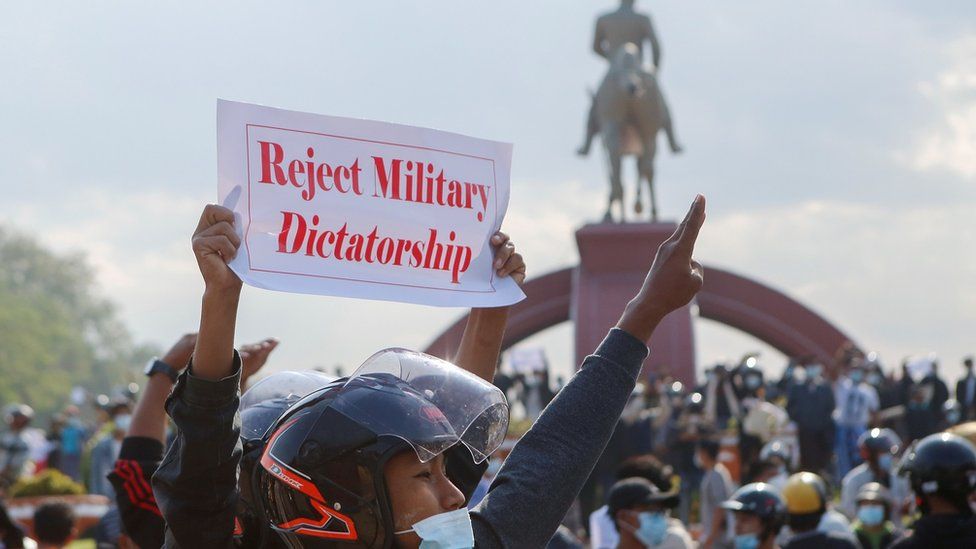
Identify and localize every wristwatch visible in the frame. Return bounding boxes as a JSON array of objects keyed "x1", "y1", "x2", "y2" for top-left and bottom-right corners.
[{"x1": 144, "y1": 358, "x2": 180, "y2": 383}]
